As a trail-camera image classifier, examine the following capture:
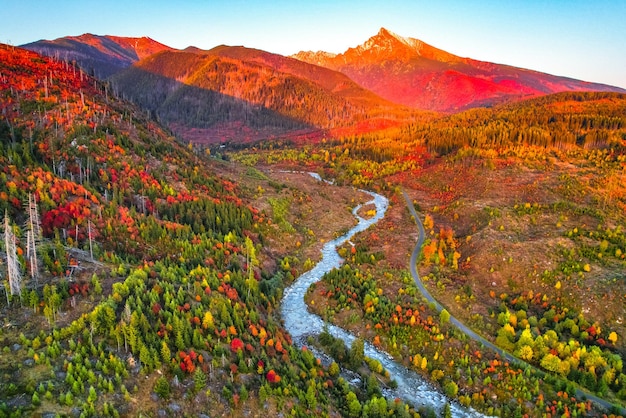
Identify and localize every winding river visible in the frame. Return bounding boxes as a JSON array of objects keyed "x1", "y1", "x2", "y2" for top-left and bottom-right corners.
[{"x1": 281, "y1": 177, "x2": 486, "y2": 417}]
